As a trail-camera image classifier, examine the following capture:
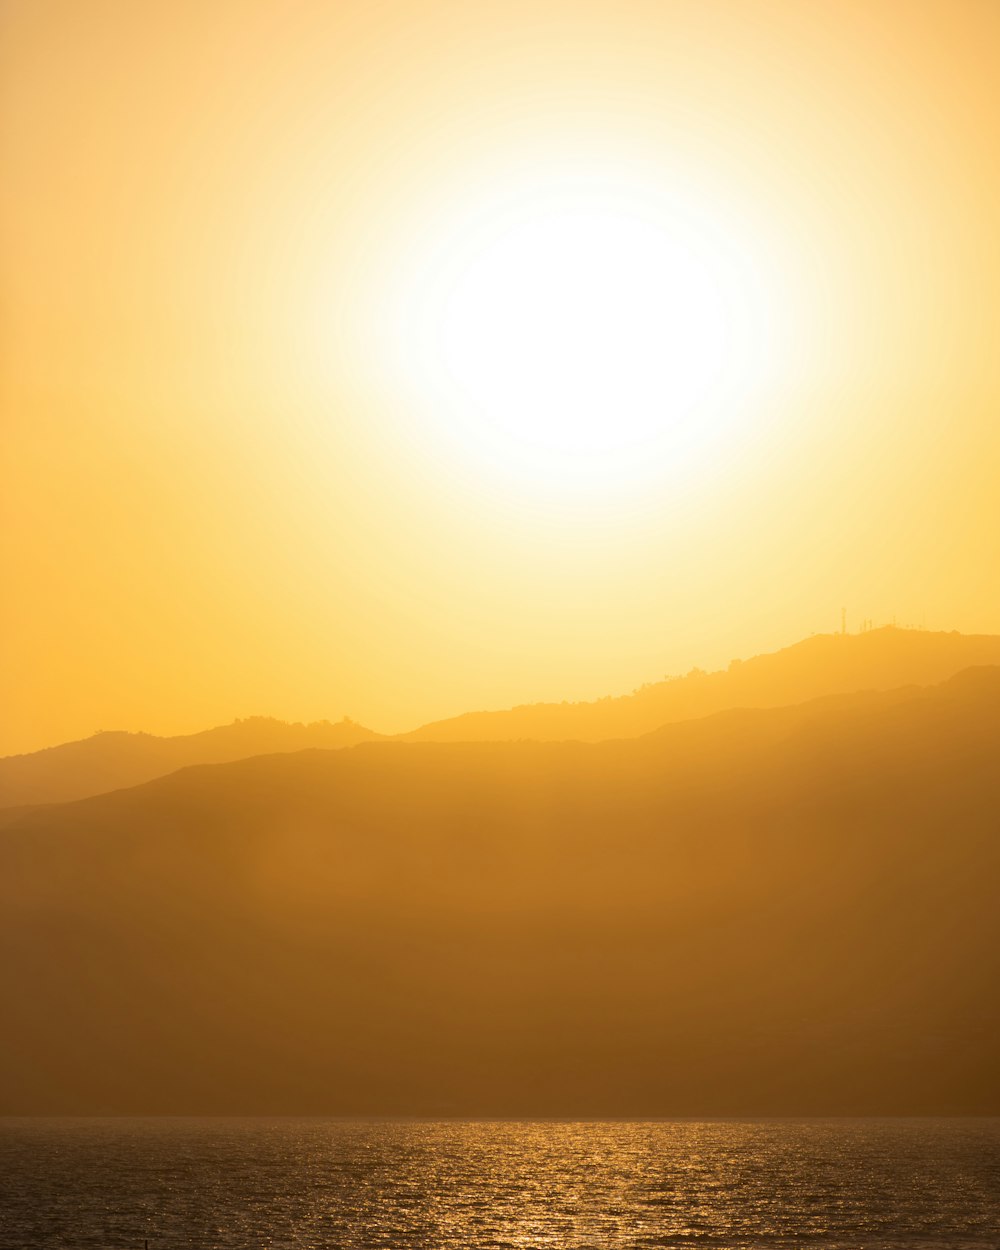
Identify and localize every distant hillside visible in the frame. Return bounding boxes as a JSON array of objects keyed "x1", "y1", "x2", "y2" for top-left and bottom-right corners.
[
  {"x1": 8, "y1": 628, "x2": 999, "y2": 808},
  {"x1": 2, "y1": 667, "x2": 997, "y2": 1116},
  {"x1": 0, "y1": 716, "x2": 382, "y2": 808},
  {"x1": 404, "y1": 627, "x2": 1000, "y2": 741}
]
